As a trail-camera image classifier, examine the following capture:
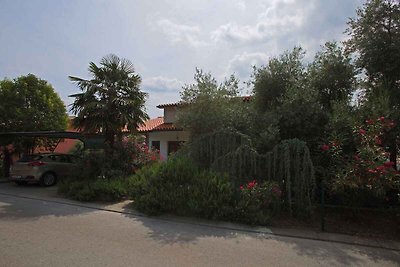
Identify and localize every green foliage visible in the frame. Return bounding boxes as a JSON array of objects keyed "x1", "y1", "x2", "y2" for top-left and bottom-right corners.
[
  {"x1": 186, "y1": 129, "x2": 316, "y2": 216},
  {"x1": 58, "y1": 178, "x2": 128, "y2": 202},
  {"x1": 235, "y1": 180, "x2": 282, "y2": 225},
  {"x1": 69, "y1": 54, "x2": 149, "y2": 147},
  {"x1": 346, "y1": 0, "x2": 400, "y2": 105},
  {"x1": 128, "y1": 157, "x2": 234, "y2": 218},
  {"x1": 0, "y1": 74, "x2": 67, "y2": 151},
  {"x1": 308, "y1": 42, "x2": 357, "y2": 111},
  {"x1": 324, "y1": 116, "x2": 399, "y2": 206},
  {"x1": 177, "y1": 68, "x2": 247, "y2": 138},
  {"x1": 253, "y1": 47, "x2": 306, "y2": 112},
  {"x1": 184, "y1": 129, "x2": 252, "y2": 169}
]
